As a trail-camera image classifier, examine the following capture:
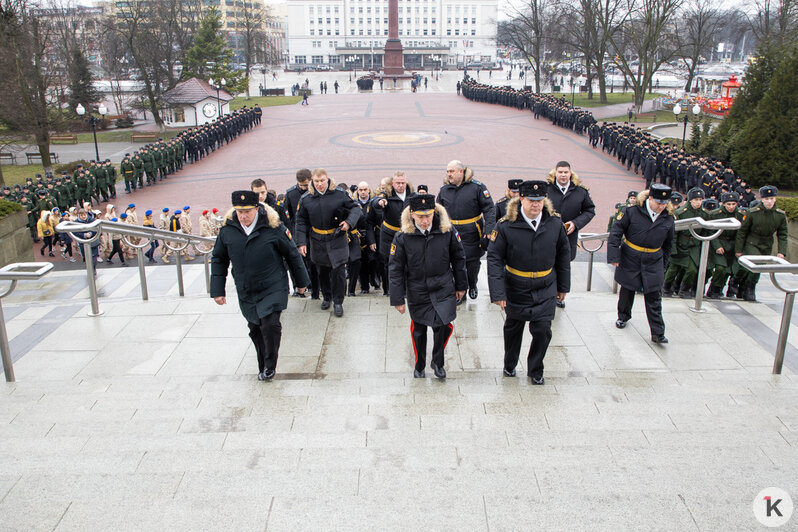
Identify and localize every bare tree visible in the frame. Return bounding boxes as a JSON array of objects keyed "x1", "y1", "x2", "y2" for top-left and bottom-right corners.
[
  {"x1": 0, "y1": 0, "x2": 62, "y2": 173},
  {"x1": 239, "y1": 0, "x2": 267, "y2": 98},
  {"x1": 555, "y1": 0, "x2": 623, "y2": 102},
  {"x1": 675, "y1": 0, "x2": 724, "y2": 92},
  {"x1": 97, "y1": 16, "x2": 128, "y2": 114},
  {"x1": 499, "y1": 0, "x2": 559, "y2": 92},
  {"x1": 109, "y1": 0, "x2": 202, "y2": 129},
  {"x1": 603, "y1": 0, "x2": 683, "y2": 110},
  {"x1": 748, "y1": 0, "x2": 798, "y2": 48}
]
